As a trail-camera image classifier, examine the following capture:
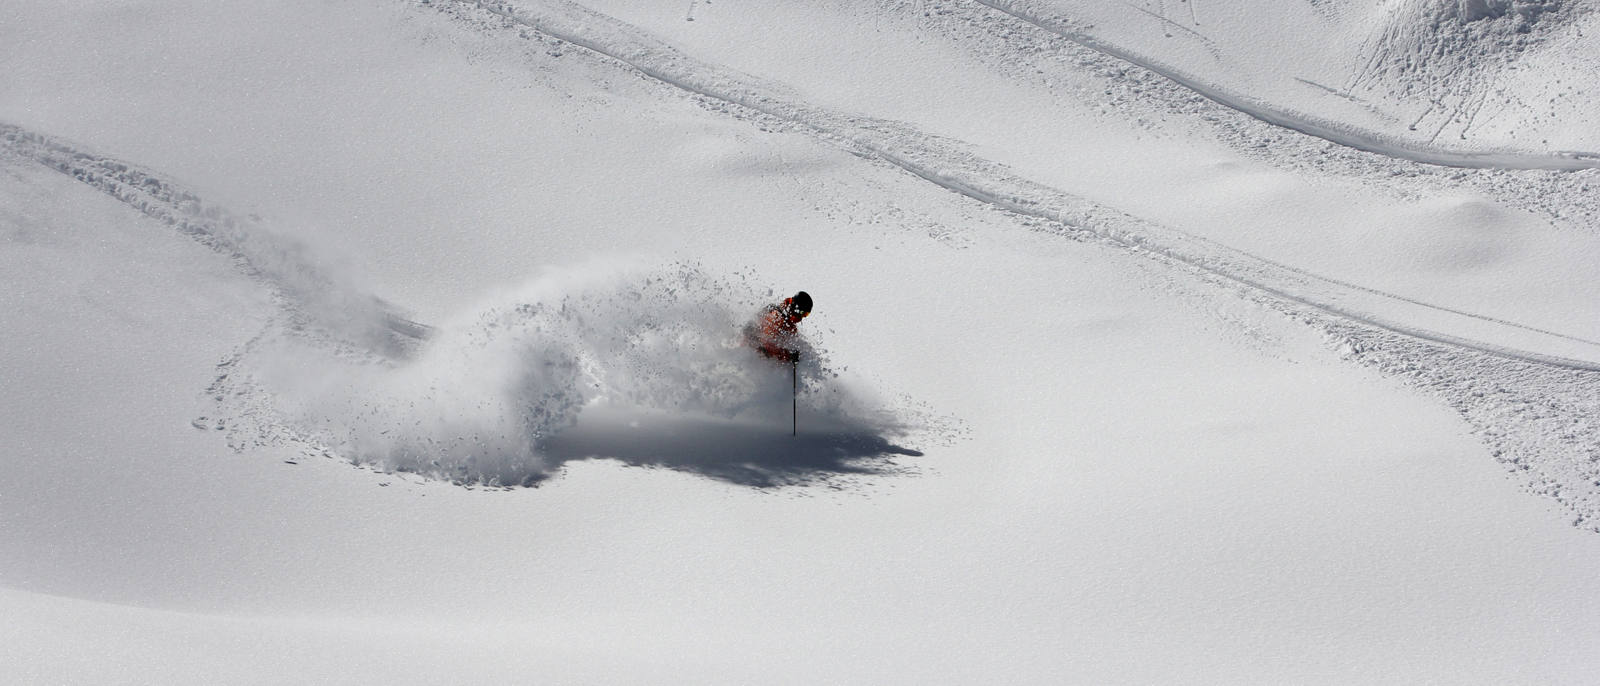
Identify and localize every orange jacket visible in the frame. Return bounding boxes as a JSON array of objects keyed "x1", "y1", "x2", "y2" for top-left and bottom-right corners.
[{"x1": 747, "y1": 297, "x2": 804, "y2": 363}]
